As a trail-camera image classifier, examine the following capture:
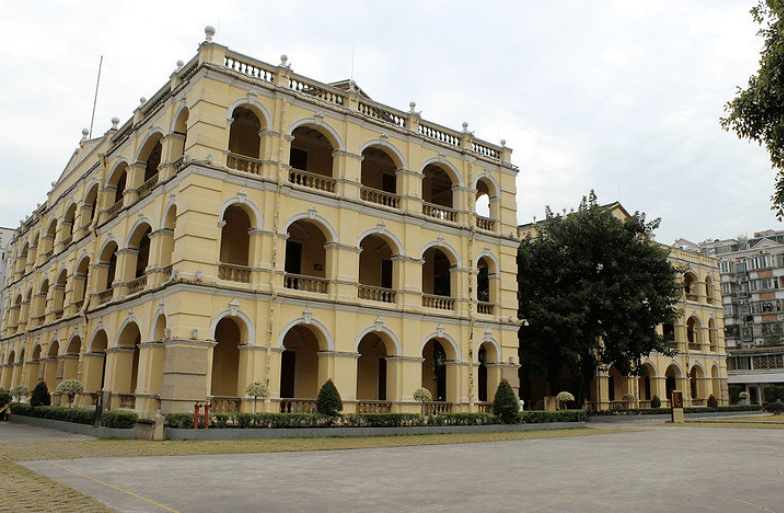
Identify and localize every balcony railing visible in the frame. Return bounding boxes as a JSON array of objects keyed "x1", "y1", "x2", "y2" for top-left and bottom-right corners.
[
  {"x1": 127, "y1": 275, "x2": 148, "y2": 294},
  {"x1": 218, "y1": 263, "x2": 251, "y2": 283},
  {"x1": 227, "y1": 153, "x2": 263, "y2": 175},
  {"x1": 280, "y1": 398, "x2": 317, "y2": 413},
  {"x1": 211, "y1": 396, "x2": 241, "y2": 414},
  {"x1": 423, "y1": 401, "x2": 453, "y2": 414},
  {"x1": 117, "y1": 394, "x2": 136, "y2": 410},
  {"x1": 360, "y1": 187, "x2": 400, "y2": 209},
  {"x1": 477, "y1": 301, "x2": 495, "y2": 315},
  {"x1": 422, "y1": 202, "x2": 457, "y2": 222},
  {"x1": 97, "y1": 288, "x2": 114, "y2": 305},
  {"x1": 355, "y1": 400, "x2": 393, "y2": 414},
  {"x1": 284, "y1": 273, "x2": 328, "y2": 293},
  {"x1": 476, "y1": 216, "x2": 495, "y2": 231},
  {"x1": 105, "y1": 200, "x2": 123, "y2": 218},
  {"x1": 137, "y1": 174, "x2": 159, "y2": 199},
  {"x1": 686, "y1": 293, "x2": 698, "y2": 302},
  {"x1": 476, "y1": 401, "x2": 493, "y2": 413},
  {"x1": 422, "y1": 294, "x2": 455, "y2": 311},
  {"x1": 358, "y1": 284, "x2": 395, "y2": 303},
  {"x1": 289, "y1": 168, "x2": 336, "y2": 193},
  {"x1": 688, "y1": 343, "x2": 701, "y2": 351}
]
